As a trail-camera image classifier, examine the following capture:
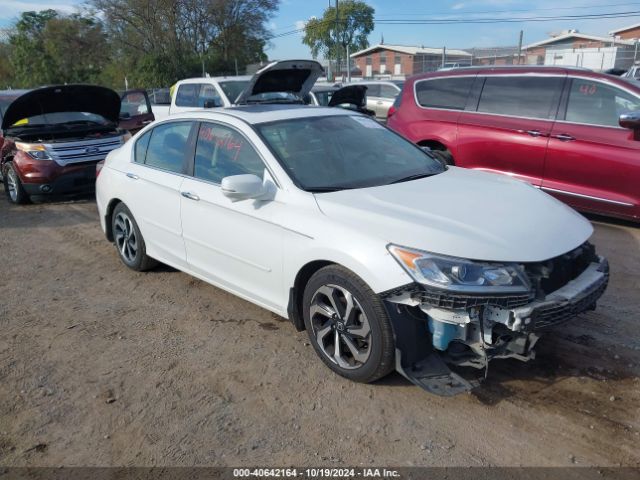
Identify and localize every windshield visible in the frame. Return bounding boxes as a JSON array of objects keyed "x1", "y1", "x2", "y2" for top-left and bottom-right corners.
[
  {"x1": 257, "y1": 115, "x2": 444, "y2": 191},
  {"x1": 218, "y1": 80, "x2": 250, "y2": 104}
]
